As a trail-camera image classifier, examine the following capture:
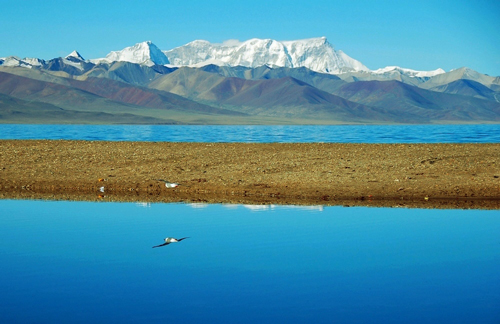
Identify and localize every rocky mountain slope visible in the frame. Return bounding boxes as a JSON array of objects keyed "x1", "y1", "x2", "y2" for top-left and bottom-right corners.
[{"x1": 1, "y1": 38, "x2": 499, "y2": 124}]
